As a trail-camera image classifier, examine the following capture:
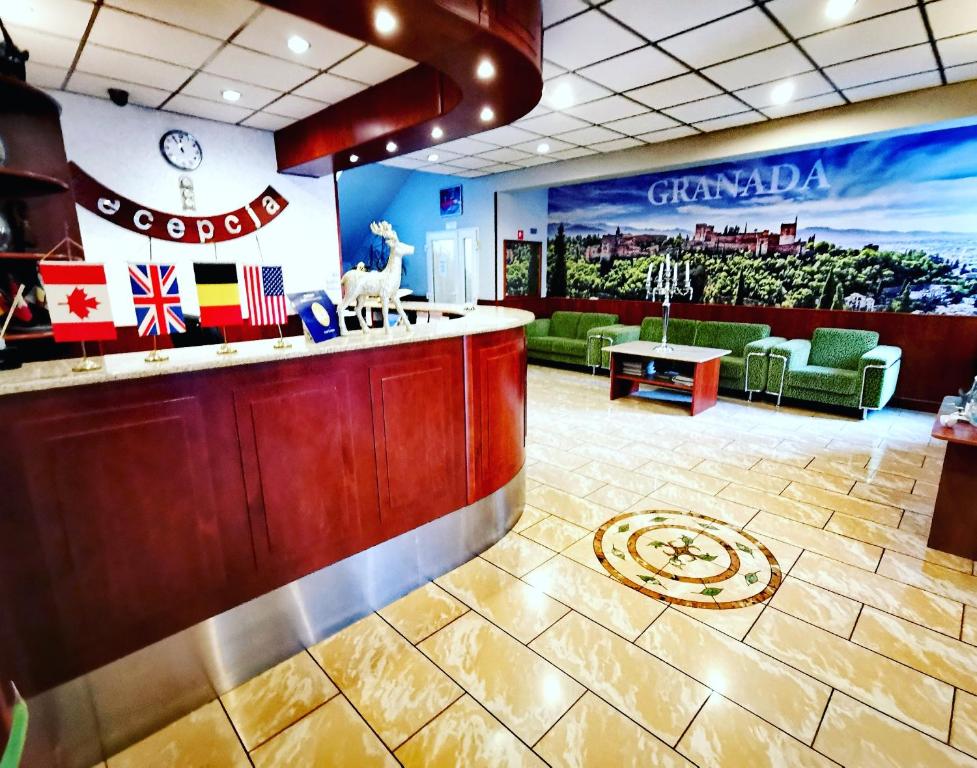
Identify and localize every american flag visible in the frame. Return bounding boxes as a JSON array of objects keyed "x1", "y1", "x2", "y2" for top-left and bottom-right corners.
[
  {"x1": 128, "y1": 263, "x2": 185, "y2": 337},
  {"x1": 244, "y1": 265, "x2": 288, "y2": 326}
]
